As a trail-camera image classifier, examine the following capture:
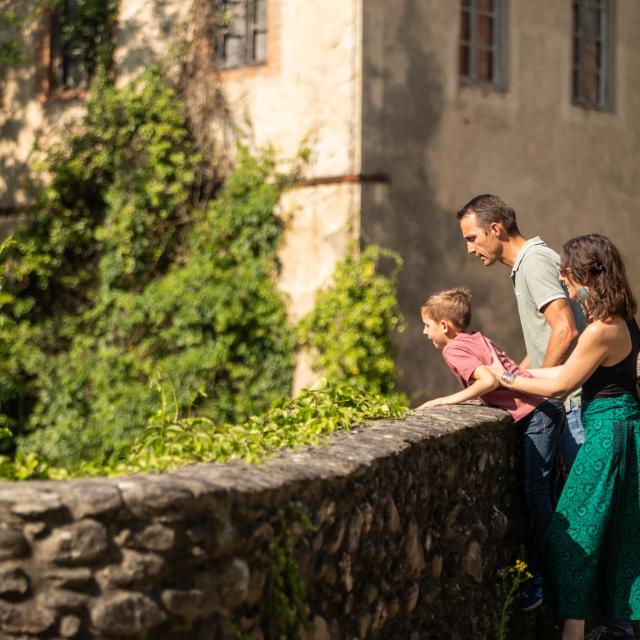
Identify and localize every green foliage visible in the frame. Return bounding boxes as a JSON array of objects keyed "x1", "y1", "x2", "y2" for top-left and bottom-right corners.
[
  {"x1": 109, "y1": 377, "x2": 405, "y2": 474},
  {"x1": 0, "y1": 3, "x2": 24, "y2": 73},
  {"x1": 0, "y1": 54, "x2": 407, "y2": 478},
  {"x1": 0, "y1": 378, "x2": 407, "y2": 479},
  {"x1": 0, "y1": 69, "x2": 295, "y2": 467},
  {"x1": 0, "y1": 426, "x2": 57, "y2": 480},
  {"x1": 268, "y1": 506, "x2": 316, "y2": 640},
  {"x1": 0, "y1": 1, "x2": 43, "y2": 79},
  {"x1": 53, "y1": 0, "x2": 119, "y2": 80},
  {"x1": 299, "y1": 245, "x2": 405, "y2": 396},
  {"x1": 0, "y1": 0, "x2": 117, "y2": 88},
  {"x1": 121, "y1": 377, "x2": 406, "y2": 472}
]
